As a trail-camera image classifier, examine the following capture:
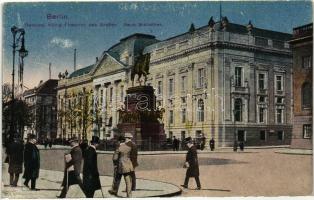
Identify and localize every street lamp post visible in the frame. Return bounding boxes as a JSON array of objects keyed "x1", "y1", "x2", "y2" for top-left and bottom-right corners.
[{"x1": 9, "y1": 26, "x2": 28, "y2": 140}]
